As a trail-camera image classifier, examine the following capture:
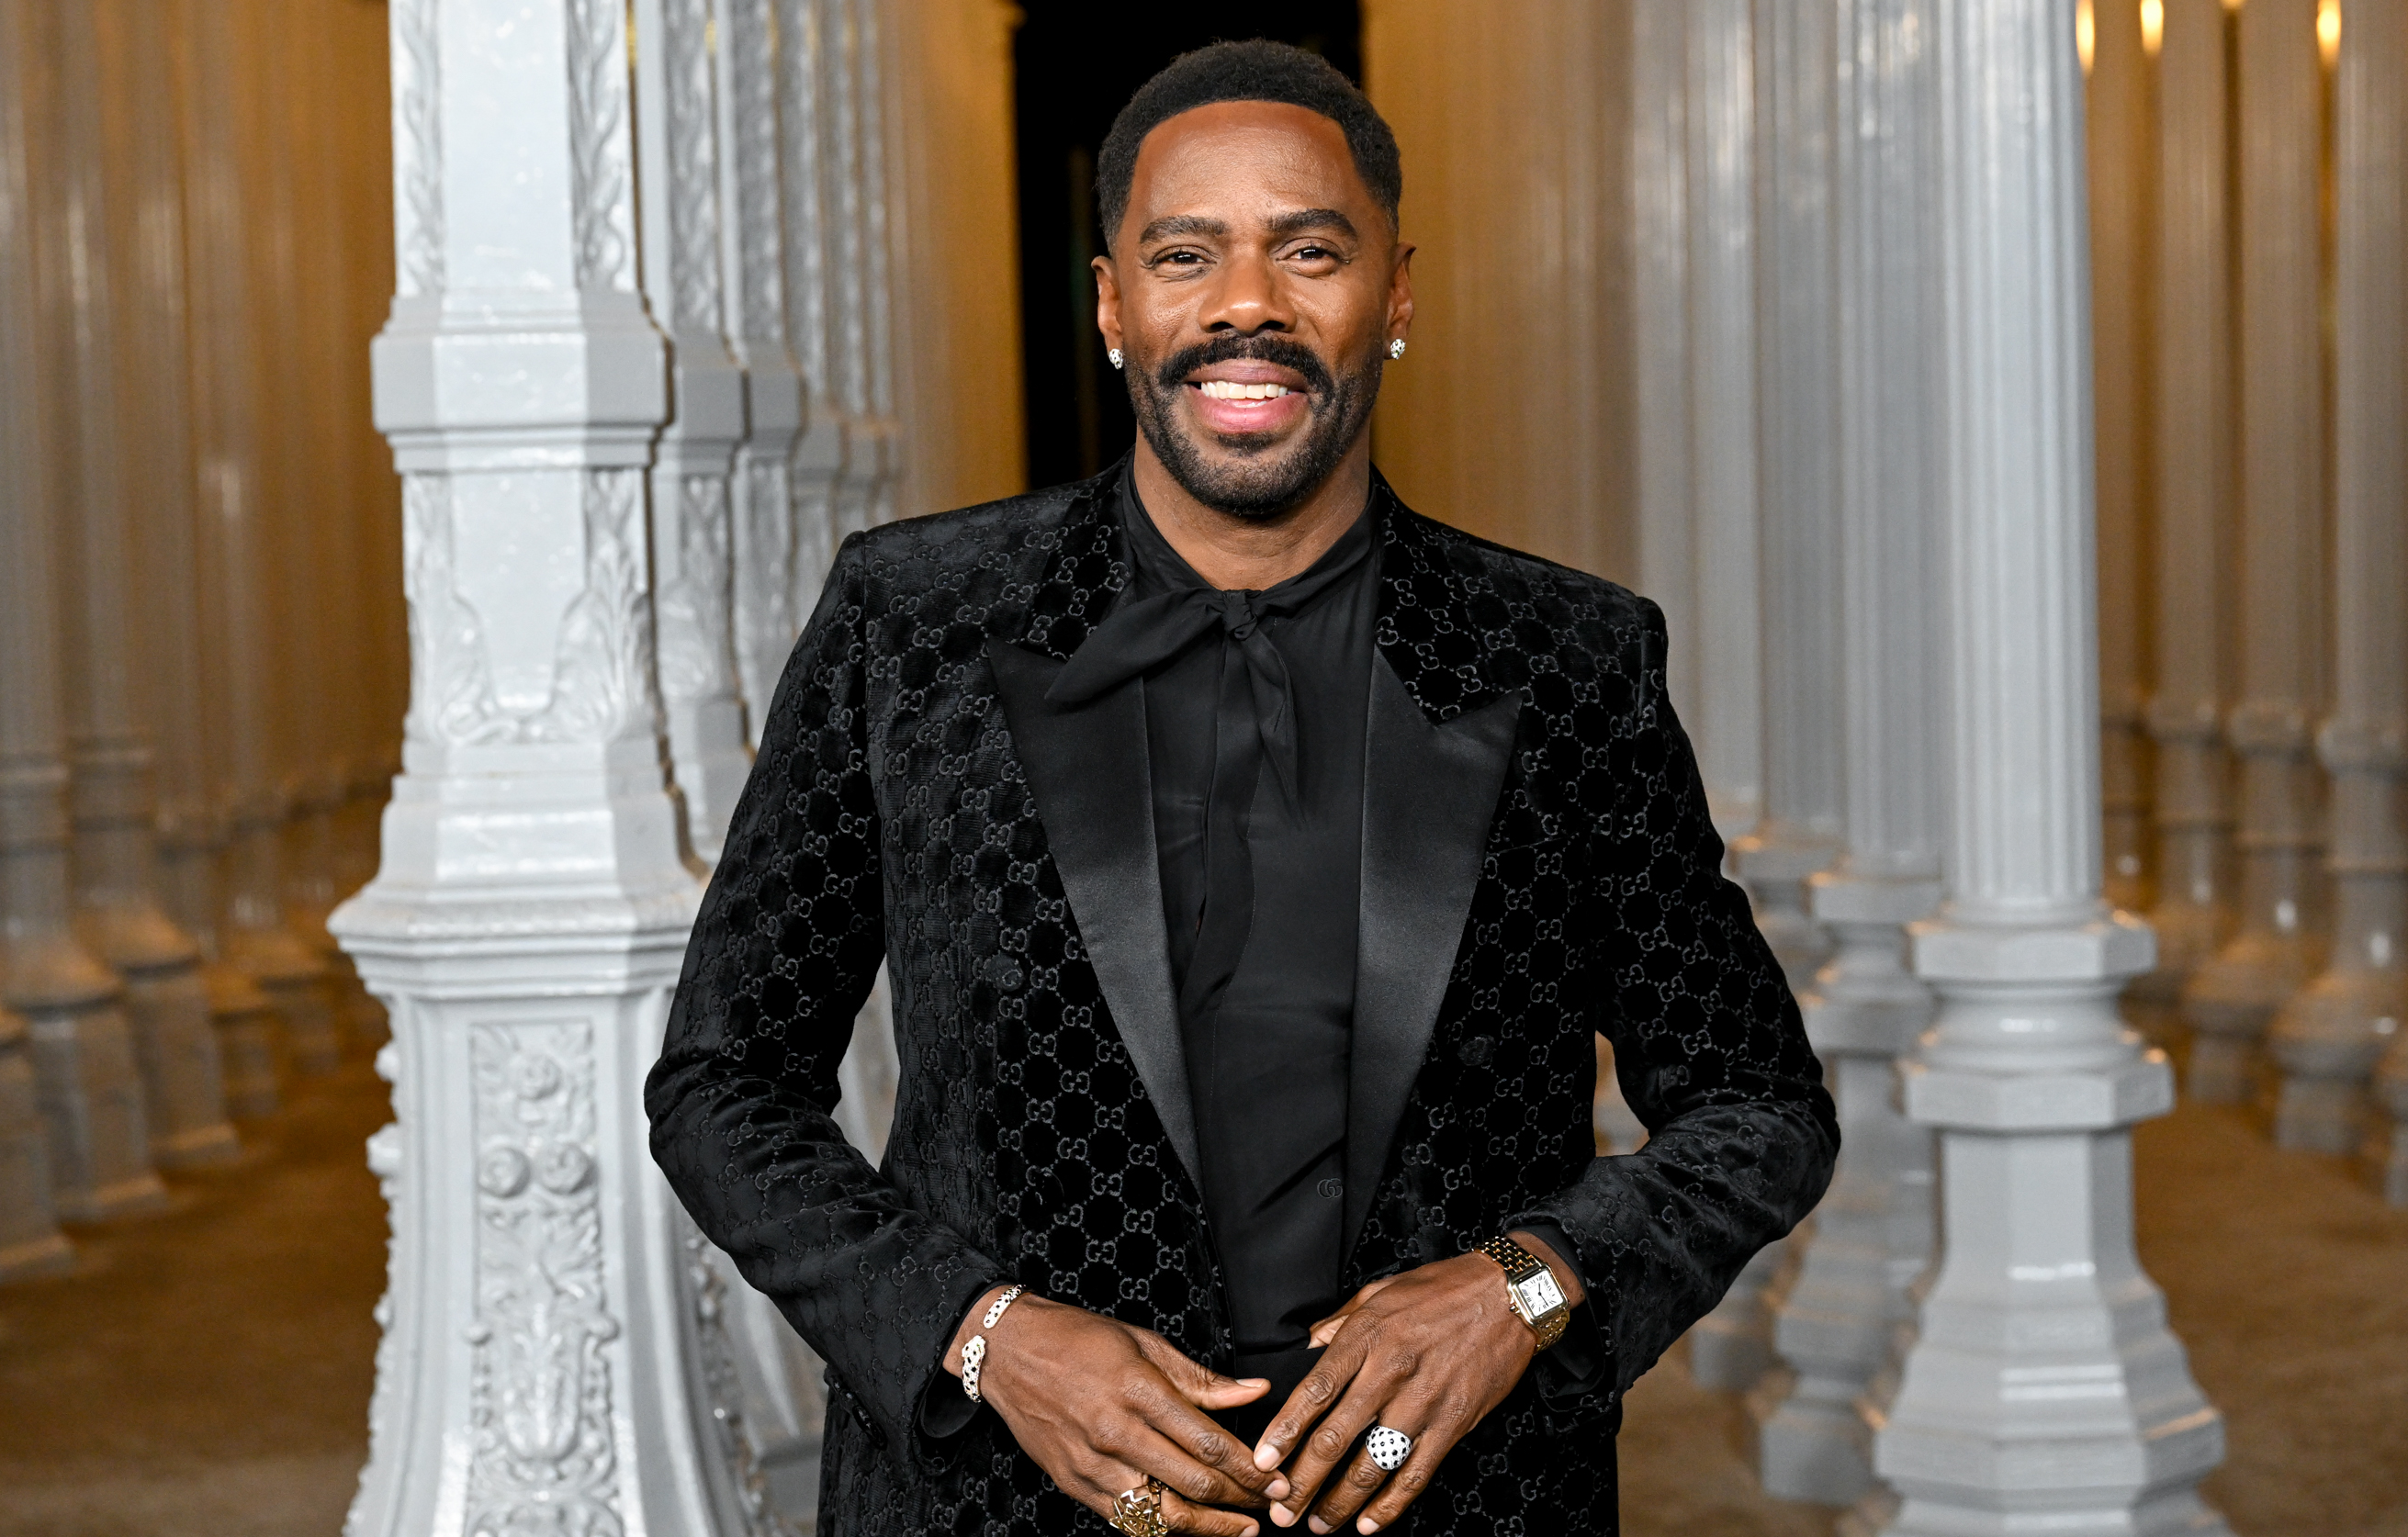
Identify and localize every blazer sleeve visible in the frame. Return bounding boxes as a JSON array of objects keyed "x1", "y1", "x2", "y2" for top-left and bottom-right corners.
[
  {"x1": 1508, "y1": 596, "x2": 1840, "y2": 1407},
  {"x1": 645, "y1": 533, "x2": 1009, "y2": 1464}
]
